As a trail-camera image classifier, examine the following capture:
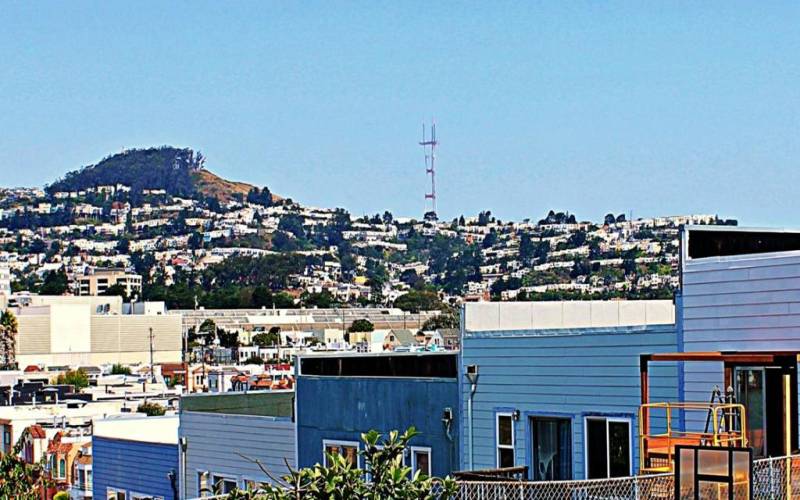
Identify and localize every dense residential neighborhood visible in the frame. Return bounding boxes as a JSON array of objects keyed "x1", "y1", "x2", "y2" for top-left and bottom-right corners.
[
  {"x1": 4, "y1": 2, "x2": 797, "y2": 498},
  {"x1": 0, "y1": 148, "x2": 737, "y2": 314},
  {"x1": 0, "y1": 149, "x2": 793, "y2": 500}
]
